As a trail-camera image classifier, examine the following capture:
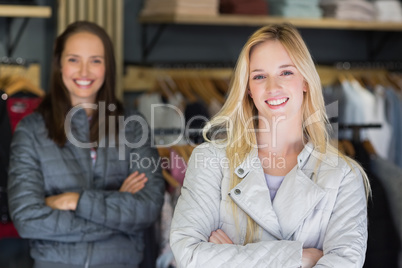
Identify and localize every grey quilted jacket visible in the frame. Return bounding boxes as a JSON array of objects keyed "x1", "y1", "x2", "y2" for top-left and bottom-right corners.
[
  {"x1": 170, "y1": 142, "x2": 368, "y2": 268},
  {"x1": 8, "y1": 108, "x2": 165, "y2": 267}
]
